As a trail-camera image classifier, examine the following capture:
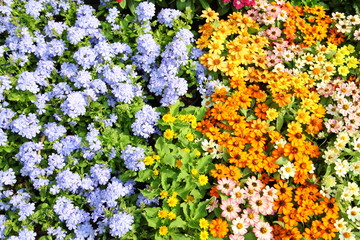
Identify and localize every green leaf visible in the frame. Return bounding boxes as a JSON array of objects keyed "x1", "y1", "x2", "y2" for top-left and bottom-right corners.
[
  {"x1": 192, "y1": 201, "x2": 209, "y2": 220},
  {"x1": 276, "y1": 113, "x2": 284, "y2": 131},
  {"x1": 196, "y1": 155, "x2": 213, "y2": 172},
  {"x1": 275, "y1": 156, "x2": 288, "y2": 165},
  {"x1": 244, "y1": 231, "x2": 257, "y2": 240},
  {"x1": 169, "y1": 217, "x2": 186, "y2": 229},
  {"x1": 143, "y1": 207, "x2": 161, "y2": 228},
  {"x1": 198, "y1": 0, "x2": 210, "y2": 10}
]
